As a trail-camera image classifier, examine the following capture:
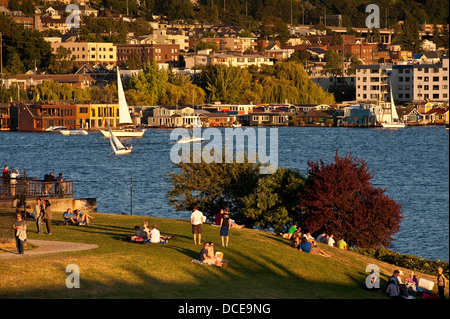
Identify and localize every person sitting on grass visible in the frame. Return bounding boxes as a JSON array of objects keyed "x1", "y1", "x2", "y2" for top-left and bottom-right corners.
[
  {"x1": 278, "y1": 224, "x2": 298, "y2": 239},
  {"x1": 336, "y1": 237, "x2": 348, "y2": 250},
  {"x1": 199, "y1": 242, "x2": 228, "y2": 267},
  {"x1": 148, "y1": 224, "x2": 170, "y2": 244},
  {"x1": 291, "y1": 228, "x2": 303, "y2": 248},
  {"x1": 75, "y1": 209, "x2": 95, "y2": 225},
  {"x1": 298, "y1": 237, "x2": 331, "y2": 258},
  {"x1": 386, "y1": 278, "x2": 402, "y2": 299},
  {"x1": 63, "y1": 208, "x2": 78, "y2": 225}
]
